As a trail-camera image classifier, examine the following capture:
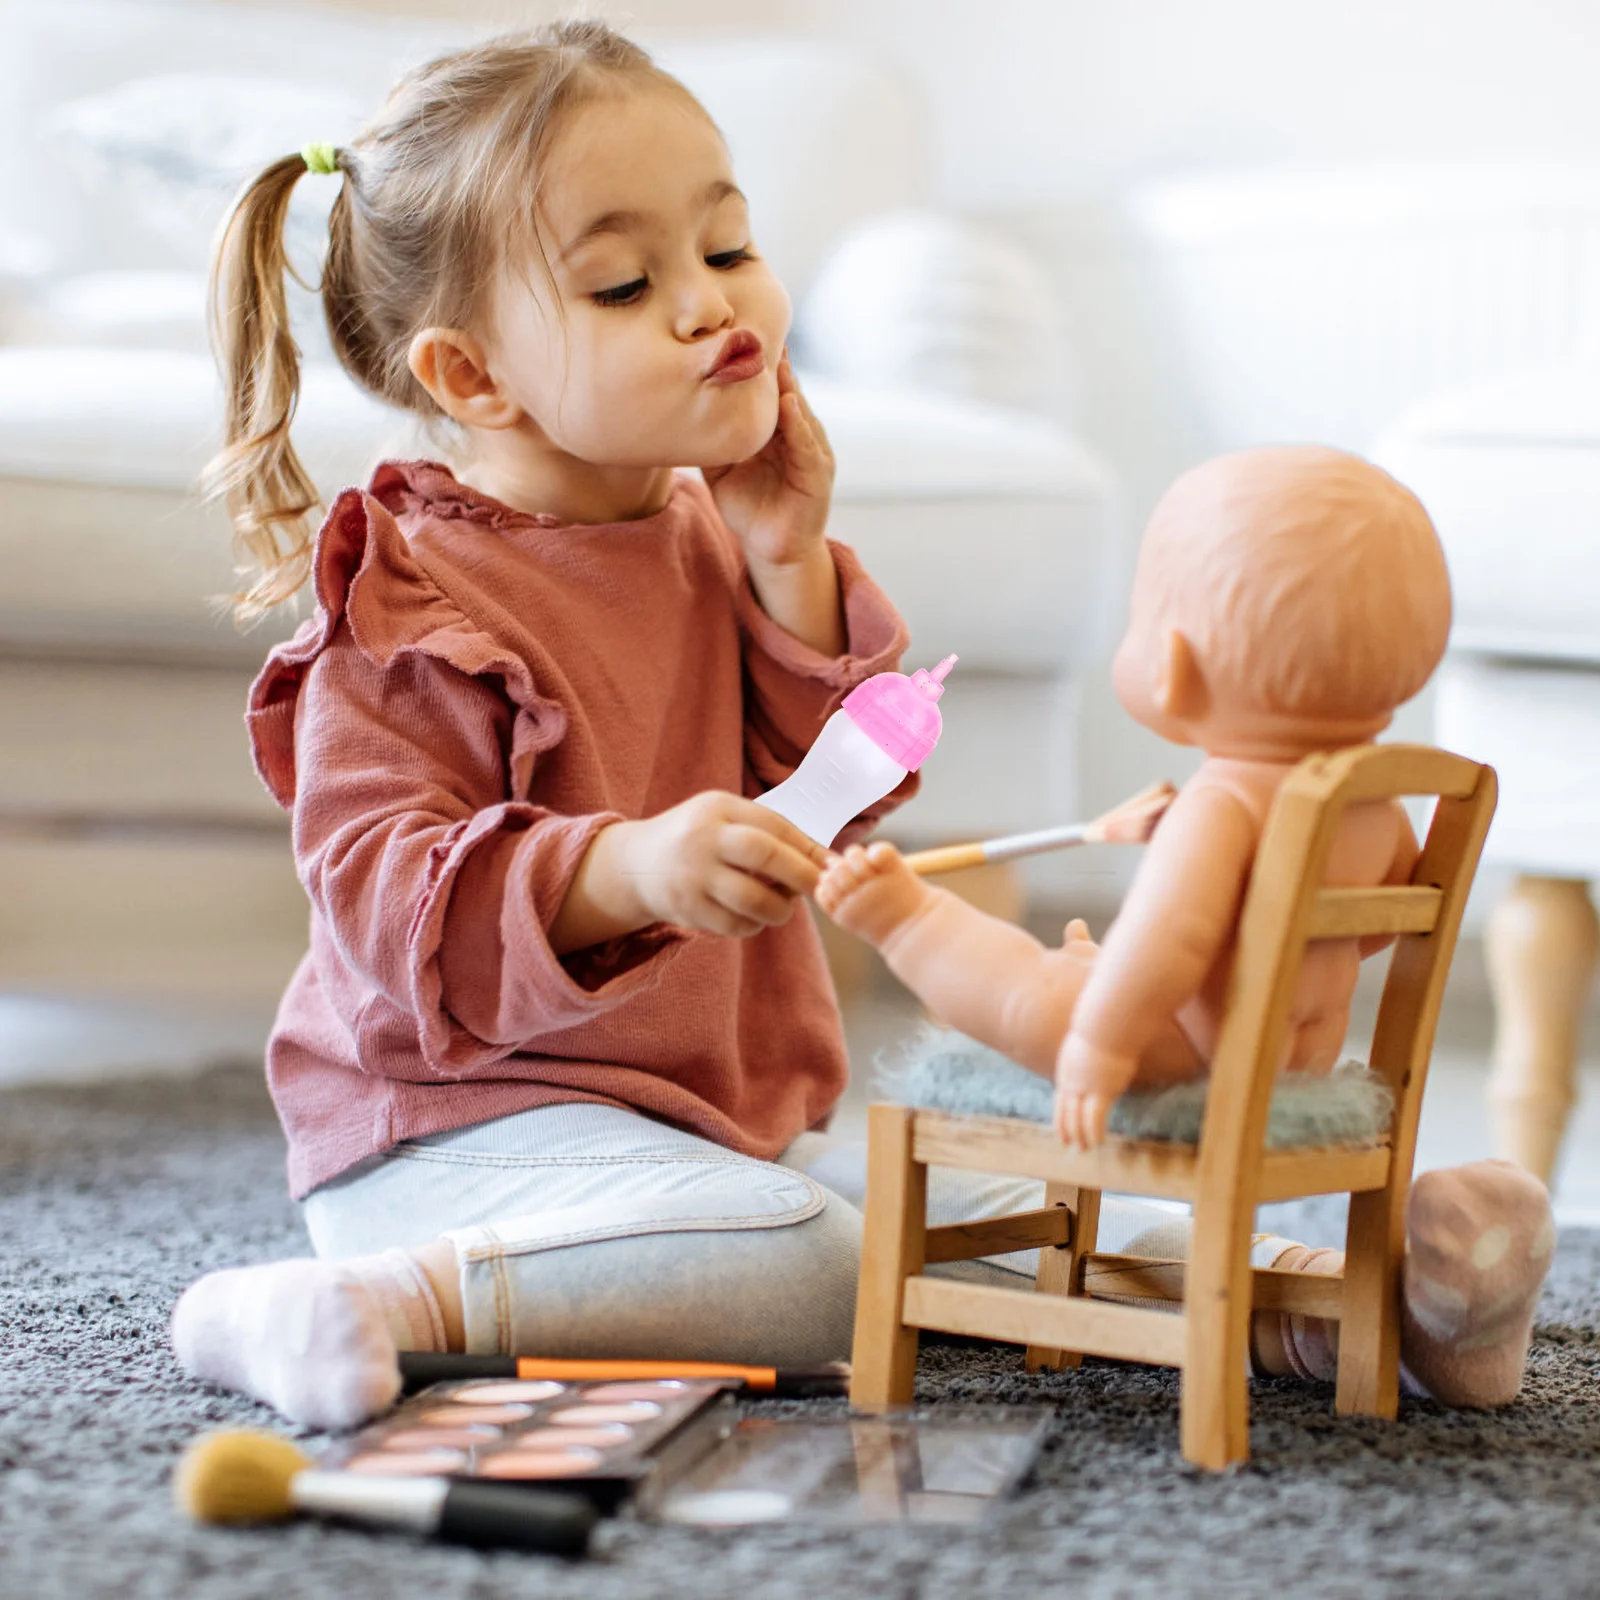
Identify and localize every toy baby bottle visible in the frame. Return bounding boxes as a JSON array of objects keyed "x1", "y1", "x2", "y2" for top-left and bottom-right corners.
[{"x1": 756, "y1": 655, "x2": 957, "y2": 846}]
